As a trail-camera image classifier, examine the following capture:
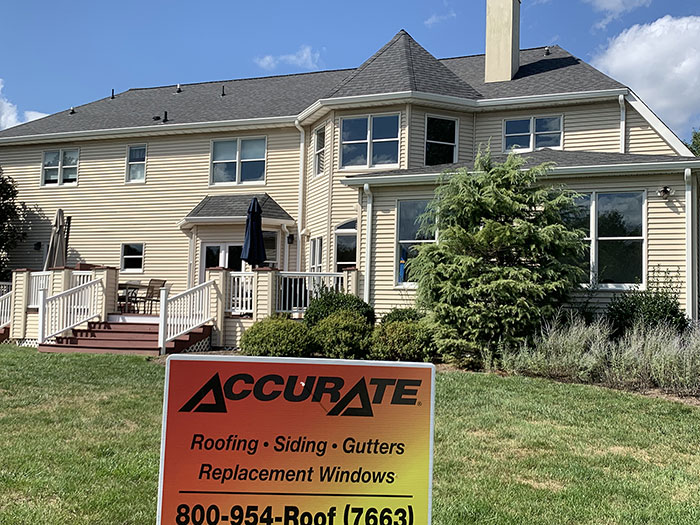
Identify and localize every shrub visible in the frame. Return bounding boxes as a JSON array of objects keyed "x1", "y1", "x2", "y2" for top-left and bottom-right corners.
[
  {"x1": 311, "y1": 310, "x2": 372, "y2": 359},
  {"x1": 304, "y1": 288, "x2": 375, "y2": 328},
  {"x1": 409, "y1": 151, "x2": 586, "y2": 365},
  {"x1": 370, "y1": 320, "x2": 436, "y2": 362},
  {"x1": 380, "y1": 308, "x2": 422, "y2": 324},
  {"x1": 240, "y1": 317, "x2": 314, "y2": 357},
  {"x1": 605, "y1": 274, "x2": 689, "y2": 337}
]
